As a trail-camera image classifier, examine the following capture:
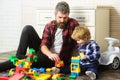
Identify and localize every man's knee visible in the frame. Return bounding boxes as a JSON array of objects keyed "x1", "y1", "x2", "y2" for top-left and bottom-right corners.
[
  {"x1": 22, "y1": 25, "x2": 35, "y2": 34},
  {"x1": 24, "y1": 25, "x2": 34, "y2": 31}
]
